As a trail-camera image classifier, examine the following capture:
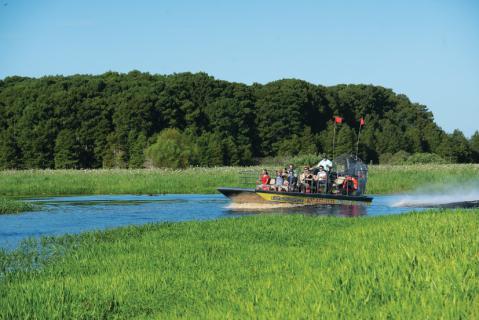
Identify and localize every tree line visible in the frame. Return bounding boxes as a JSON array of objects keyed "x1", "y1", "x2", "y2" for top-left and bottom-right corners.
[{"x1": 0, "y1": 71, "x2": 478, "y2": 169}]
